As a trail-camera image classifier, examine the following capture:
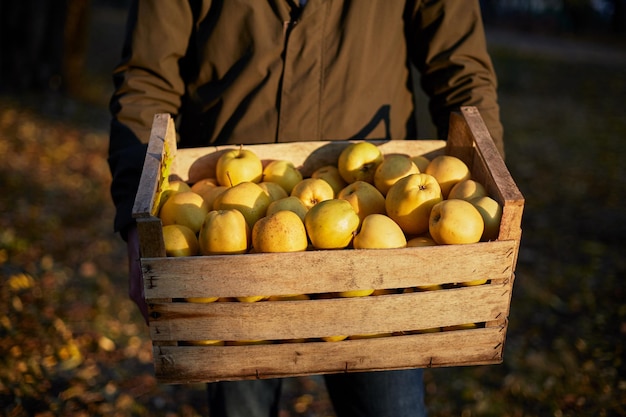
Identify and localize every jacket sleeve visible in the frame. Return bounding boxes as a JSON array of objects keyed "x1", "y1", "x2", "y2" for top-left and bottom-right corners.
[
  {"x1": 108, "y1": 0, "x2": 195, "y2": 238},
  {"x1": 410, "y1": 0, "x2": 504, "y2": 157}
]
